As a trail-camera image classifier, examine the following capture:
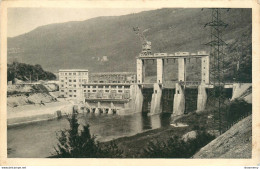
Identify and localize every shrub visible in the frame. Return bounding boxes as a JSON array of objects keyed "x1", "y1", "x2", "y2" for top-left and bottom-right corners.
[
  {"x1": 141, "y1": 129, "x2": 215, "y2": 158},
  {"x1": 225, "y1": 99, "x2": 252, "y2": 127},
  {"x1": 53, "y1": 112, "x2": 123, "y2": 158}
]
